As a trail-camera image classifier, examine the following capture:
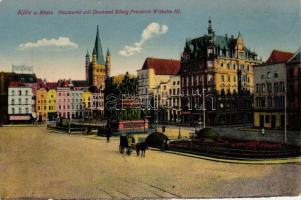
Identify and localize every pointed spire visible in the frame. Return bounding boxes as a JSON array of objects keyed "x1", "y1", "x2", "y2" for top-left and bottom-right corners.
[
  {"x1": 208, "y1": 16, "x2": 213, "y2": 34},
  {"x1": 106, "y1": 48, "x2": 111, "y2": 56},
  {"x1": 92, "y1": 25, "x2": 105, "y2": 65},
  {"x1": 86, "y1": 50, "x2": 90, "y2": 57}
]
